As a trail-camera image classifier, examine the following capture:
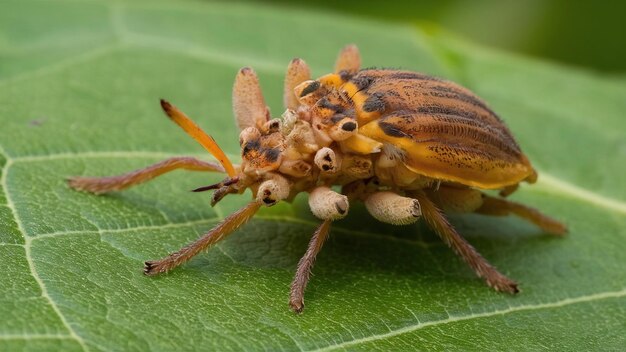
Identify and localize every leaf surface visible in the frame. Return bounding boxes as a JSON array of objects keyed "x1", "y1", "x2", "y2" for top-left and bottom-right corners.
[{"x1": 1, "y1": 1, "x2": 625, "y2": 351}]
